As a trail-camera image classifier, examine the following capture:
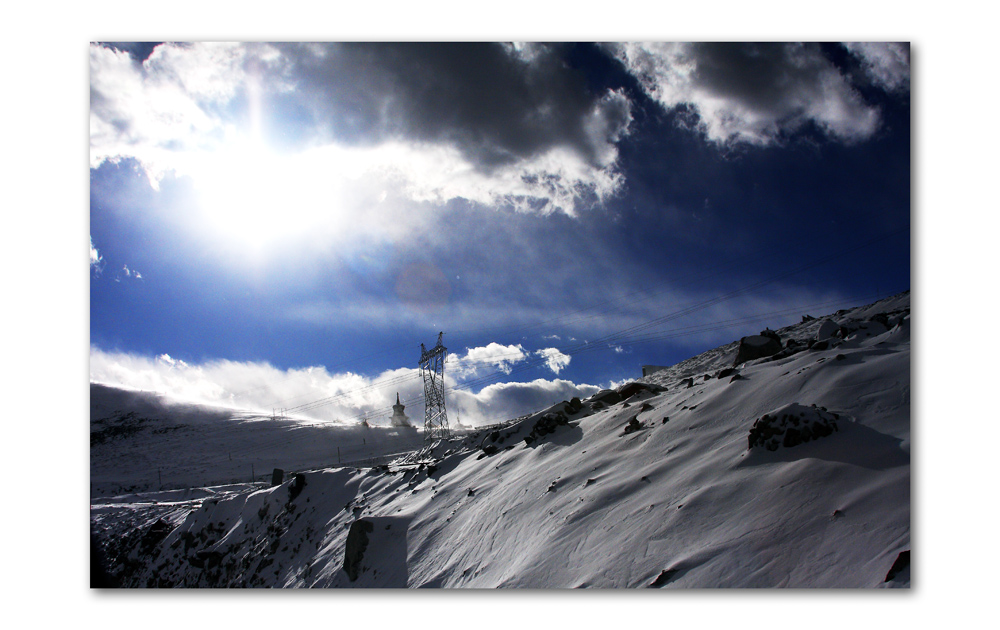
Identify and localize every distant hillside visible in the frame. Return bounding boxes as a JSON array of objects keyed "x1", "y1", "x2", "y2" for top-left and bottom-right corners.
[
  {"x1": 92, "y1": 291, "x2": 910, "y2": 588},
  {"x1": 90, "y1": 384, "x2": 424, "y2": 498}
]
